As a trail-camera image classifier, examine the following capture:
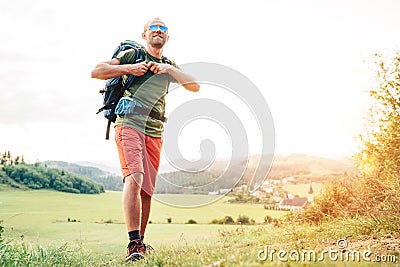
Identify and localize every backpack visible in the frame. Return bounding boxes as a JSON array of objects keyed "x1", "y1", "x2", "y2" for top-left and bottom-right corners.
[
  {"x1": 96, "y1": 40, "x2": 146, "y2": 140},
  {"x1": 96, "y1": 40, "x2": 174, "y2": 140}
]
